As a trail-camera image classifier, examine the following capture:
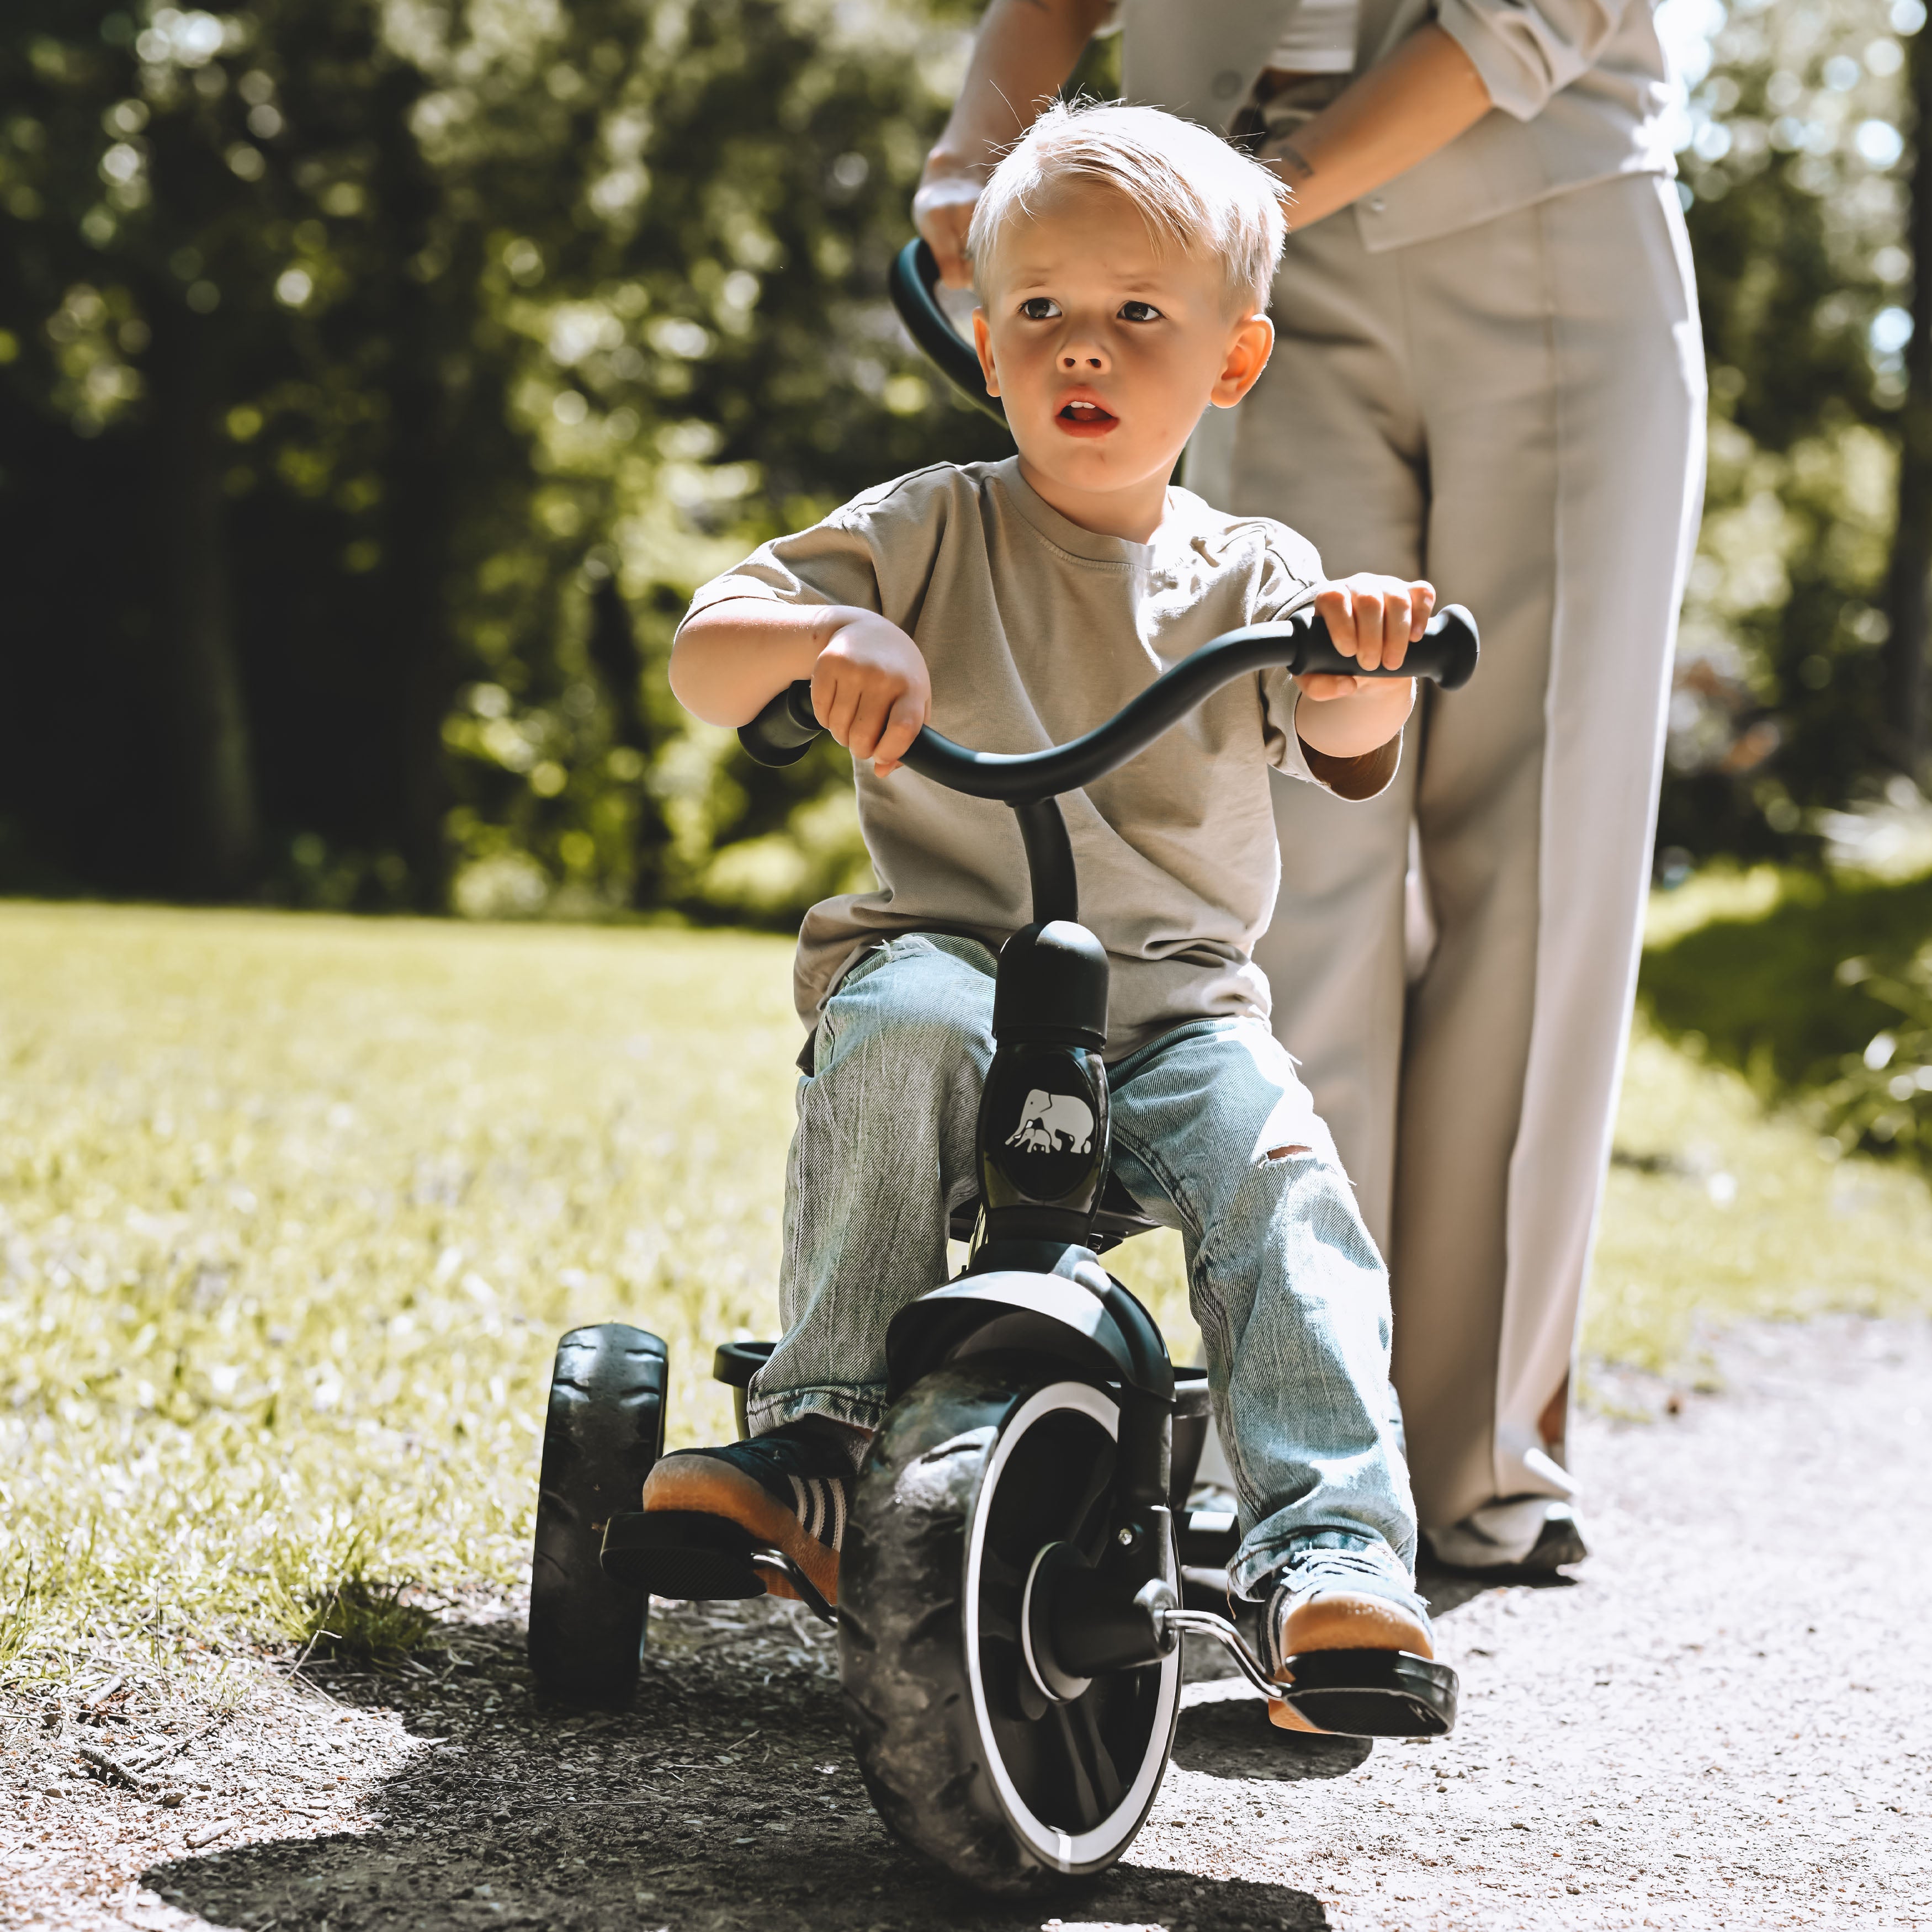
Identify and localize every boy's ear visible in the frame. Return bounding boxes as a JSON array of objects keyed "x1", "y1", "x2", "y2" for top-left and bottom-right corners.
[
  {"x1": 971, "y1": 308, "x2": 1001, "y2": 399},
  {"x1": 1209, "y1": 311, "x2": 1274, "y2": 410}
]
